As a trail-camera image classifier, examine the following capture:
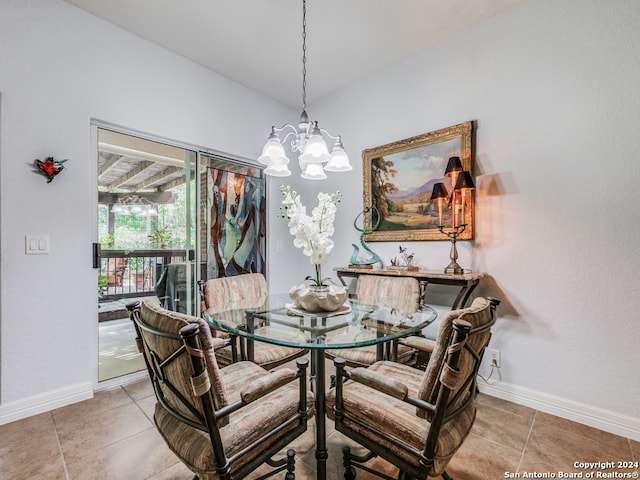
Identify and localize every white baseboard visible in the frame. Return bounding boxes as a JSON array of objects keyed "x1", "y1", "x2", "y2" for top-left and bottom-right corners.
[
  {"x1": 478, "y1": 380, "x2": 640, "y2": 442},
  {"x1": 95, "y1": 370, "x2": 148, "y2": 392},
  {"x1": 0, "y1": 382, "x2": 93, "y2": 426},
  {"x1": 2, "y1": 375, "x2": 638, "y2": 444}
]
